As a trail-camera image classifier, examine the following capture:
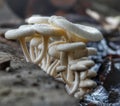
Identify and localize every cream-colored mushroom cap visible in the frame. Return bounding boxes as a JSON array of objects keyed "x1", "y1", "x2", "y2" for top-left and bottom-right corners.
[
  {"x1": 26, "y1": 15, "x2": 49, "y2": 24},
  {"x1": 57, "y1": 42, "x2": 86, "y2": 52},
  {"x1": 79, "y1": 79, "x2": 97, "y2": 88},
  {"x1": 87, "y1": 47, "x2": 97, "y2": 55},
  {"x1": 30, "y1": 37, "x2": 41, "y2": 47},
  {"x1": 70, "y1": 64, "x2": 87, "y2": 72},
  {"x1": 49, "y1": 16, "x2": 103, "y2": 41},
  {"x1": 75, "y1": 24, "x2": 103, "y2": 41},
  {"x1": 5, "y1": 26, "x2": 35, "y2": 39},
  {"x1": 77, "y1": 60, "x2": 95, "y2": 68},
  {"x1": 33, "y1": 24, "x2": 66, "y2": 37},
  {"x1": 48, "y1": 45, "x2": 60, "y2": 59},
  {"x1": 87, "y1": 70, "x2": 97, "y2": 78},
  {"x1": 19, "y1": 25, "x2": 33, "y2": 29}
]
